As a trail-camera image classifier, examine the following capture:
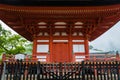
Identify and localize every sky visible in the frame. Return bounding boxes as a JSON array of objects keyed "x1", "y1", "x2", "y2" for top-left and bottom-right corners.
[
  {"x1": 0, "y1": 20, "x2": 17, "y2": 34},
  {"x1": 0, "y1": 20, "x2": 120, "y2": 52},
  {"x1": 90, "y1": 21, "x2": 120, "y2": 52}
]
